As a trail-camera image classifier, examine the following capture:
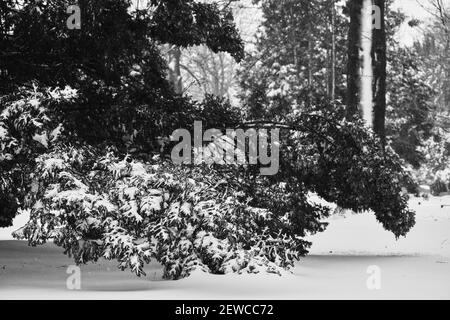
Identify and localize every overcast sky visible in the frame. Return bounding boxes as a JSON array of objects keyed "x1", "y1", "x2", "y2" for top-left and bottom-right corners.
[
  {"x1": 393, "y1": 0, "x2": 434, "y2": 46},
  {"x1": 394, "y1": 0, "x2": 433, "y2": 18}
]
